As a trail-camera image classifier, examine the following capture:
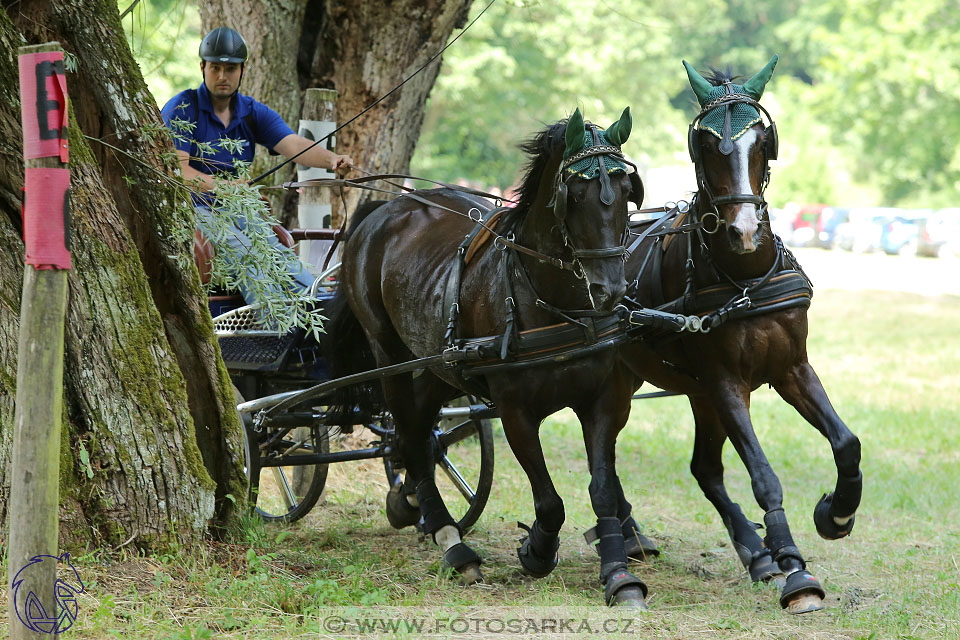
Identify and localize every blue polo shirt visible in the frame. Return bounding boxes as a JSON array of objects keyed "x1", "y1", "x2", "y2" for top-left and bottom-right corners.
[{"x1": 161, "y1": 83, "x2": 294, "y2": 179}]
